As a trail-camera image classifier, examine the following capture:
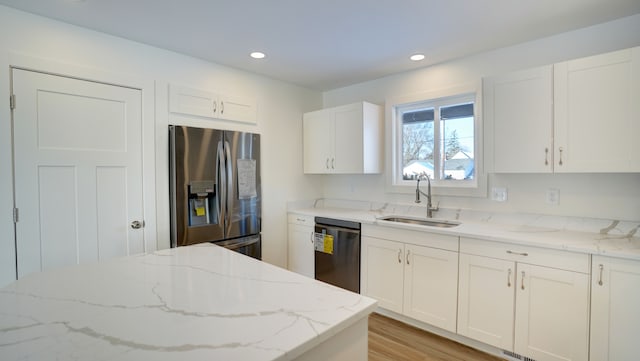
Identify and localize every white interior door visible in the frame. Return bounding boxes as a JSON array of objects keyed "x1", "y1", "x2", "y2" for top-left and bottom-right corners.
[{"x1": 12, "y1": 69, "x2": 144, "y2": 278}]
